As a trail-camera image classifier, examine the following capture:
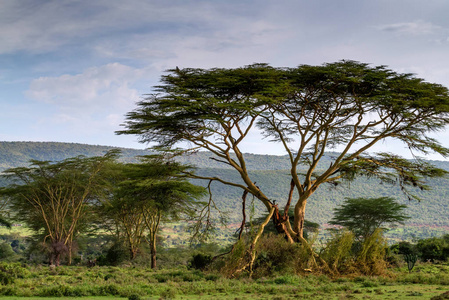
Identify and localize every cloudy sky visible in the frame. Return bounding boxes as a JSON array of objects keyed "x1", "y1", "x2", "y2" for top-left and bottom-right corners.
[{"x1": 2, "y1": 0, "x2": 449, "y2": 158}]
